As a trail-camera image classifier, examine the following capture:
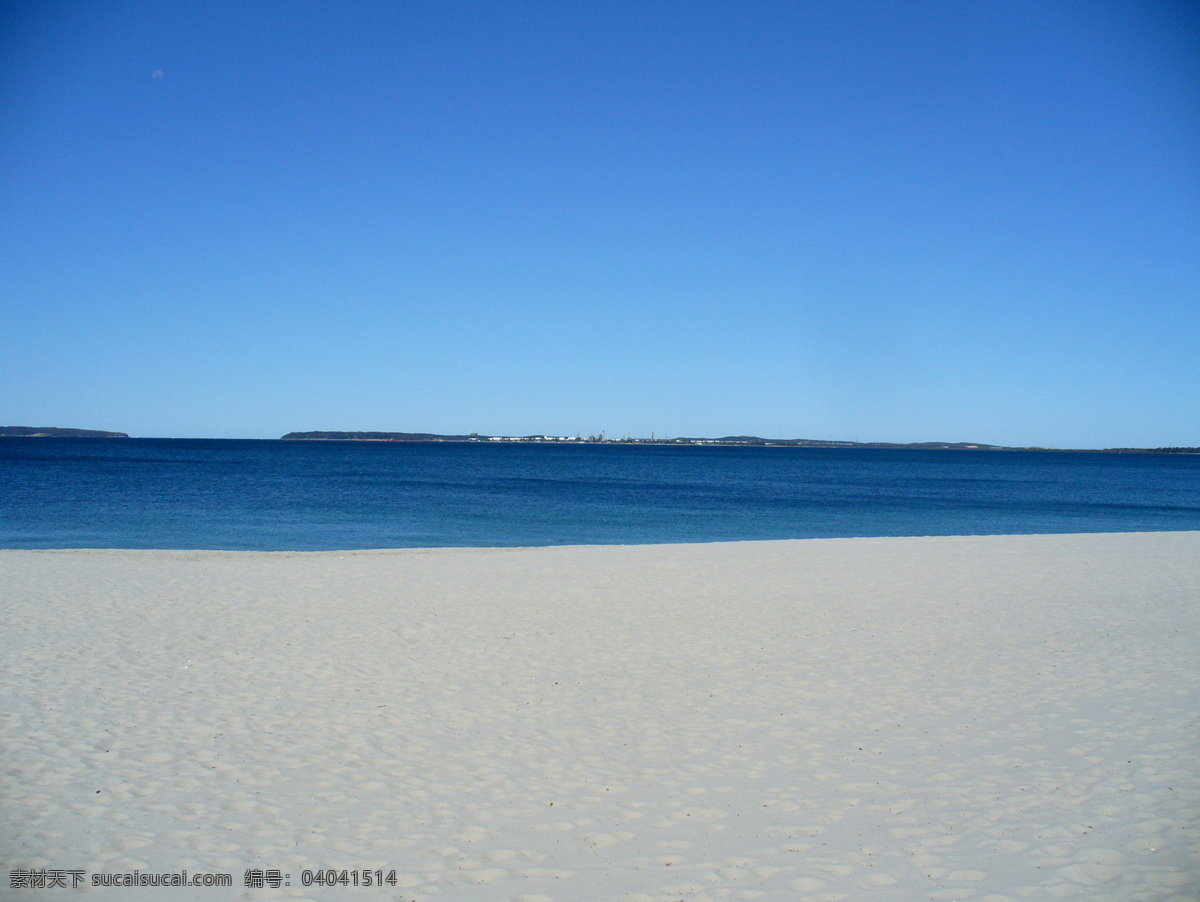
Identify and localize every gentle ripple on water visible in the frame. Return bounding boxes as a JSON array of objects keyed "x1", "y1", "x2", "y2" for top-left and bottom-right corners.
[{"x1": 1, "y1": 438, "x2": 1198, "y2": 549}]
